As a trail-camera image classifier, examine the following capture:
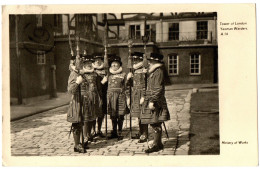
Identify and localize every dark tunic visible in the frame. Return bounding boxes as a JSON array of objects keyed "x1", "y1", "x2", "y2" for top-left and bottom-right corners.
[
  {"x1": 95, "y1": 69, "x2": 108, "y2": 116},
  {"x1": 67, "y1": 71, "x2": 82, "y2": 123},
  {"x1": 129, "y1": 68, "x2": 146, "y2": 118},
  {"x1": 141, "y1": 65, "x2": 170, "y2": 124},
  {"x1": 107, "y1": 71, "x2": 129, "y2": 117},
  {"x1": 81, "y1": 72, "x2": 103, "y2": 122}
]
